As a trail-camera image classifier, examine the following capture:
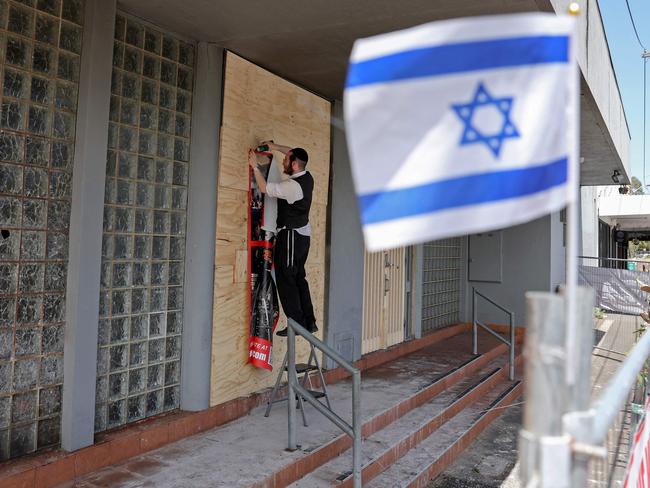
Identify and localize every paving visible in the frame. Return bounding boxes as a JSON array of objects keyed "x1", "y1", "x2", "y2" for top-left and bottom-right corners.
[
  {"x1": 589, "y1": 313, "x2": 641, "y2": 488},
  {"x1": 53, "y1": 314, "x2": 641, "y2": 488},
  {"x1": 57, "y1": 329, "x2": 501, "y2": 487}
]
